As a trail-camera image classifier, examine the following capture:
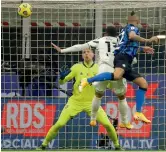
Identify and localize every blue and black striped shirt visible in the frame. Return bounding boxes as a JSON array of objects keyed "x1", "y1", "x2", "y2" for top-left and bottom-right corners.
[{"x1": 115, "y1": 24, "x2": 140, "y2": 58}]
